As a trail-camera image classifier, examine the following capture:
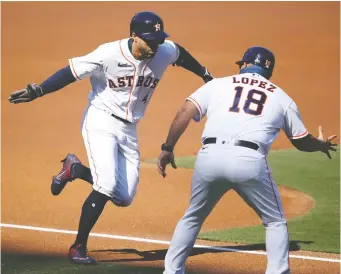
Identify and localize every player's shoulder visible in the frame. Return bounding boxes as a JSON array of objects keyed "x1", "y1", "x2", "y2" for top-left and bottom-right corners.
[
  {"x1": 88, "y1": 39, "x2": 122, "y2": 59},
  {"x1": 96, "y1": 40, "x2": 121, "y2": 50}
]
